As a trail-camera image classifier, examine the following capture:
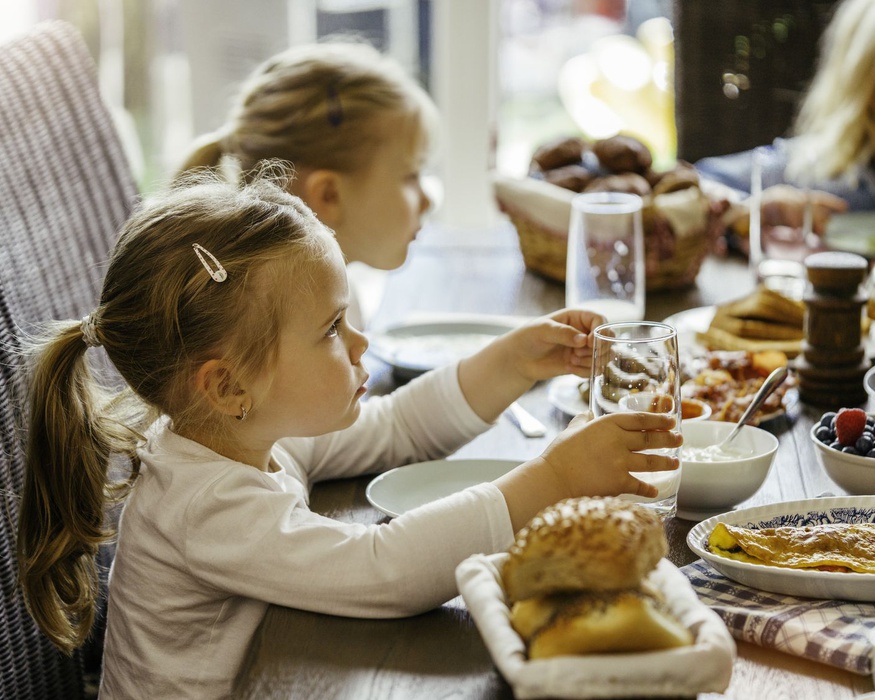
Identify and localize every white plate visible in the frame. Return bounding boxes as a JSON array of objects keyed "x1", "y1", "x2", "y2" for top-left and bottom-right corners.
[
  {"x1": 366, "y1": 458, "x2": 521, "y2": 518},
  {"x1": 368, "y1": 318, "x2": 517, "y2": 380},
  {"x1": 662, "y1": 305, "x2": 715, "y2": 353},
  {"x1": 546, "y1": 308, "x2": 733, "y2": 419},
  {"x1": 546, "y1": 375, "x2": 589, "y2": 417},
  {"x1": 687, "y1": 496, "x2": 875, "y2": 601}
]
